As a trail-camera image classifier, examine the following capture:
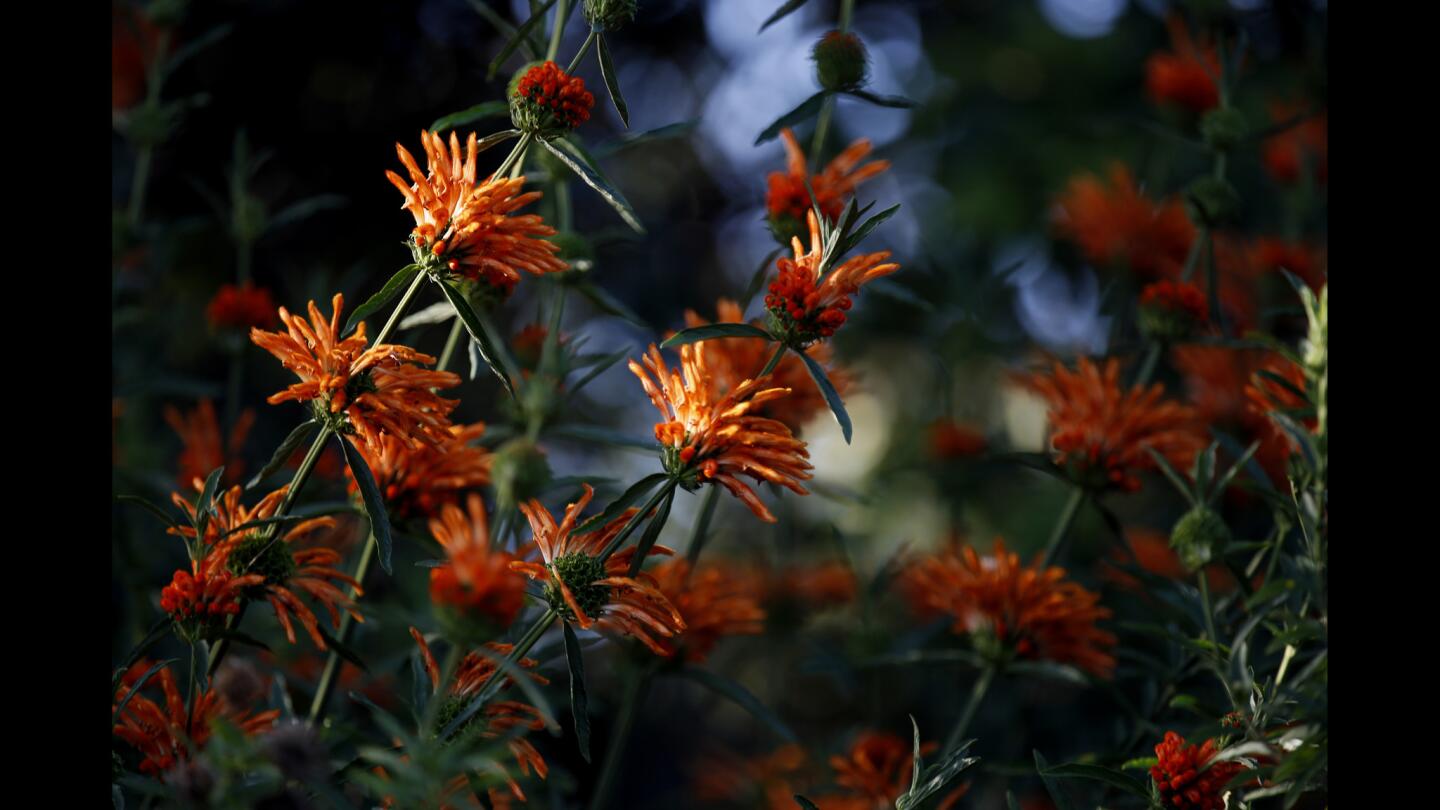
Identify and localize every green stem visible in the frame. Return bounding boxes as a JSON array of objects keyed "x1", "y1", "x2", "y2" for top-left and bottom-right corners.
[
  {"x1": 423, "y1": 643, "x2": 464, "y2": 736},
  {"x1": 436, "y1": 318, "x2": 466, "y2": 374},
  {"x1": 598, "y1": 479, "x2": 680, "y2": 562},
  {"x1": 237, "y1": 237, "x2": 252, "y2": 286},
  {"x1": 443, "y1": 611, "x2": 558, "y2": 738},
  {"x1": 1039, "y1": 487, "x2": 1088, "y2": 568},
  {"x1": 588, "y1": 661, "x2": 658, "y2": 810},
  {"x1": 565, "y1": 30, "x2": 597, "y2": 74},
  {"x1": 127, "y1": 147, "x2": 153, "y2": 230},
  {"x1": 684, "y1": 487, "x2": 721, "y2": 570},
  {"x1": 1134, "y1": 341, "x2": 1163, "y2": 389},
  {"x1": 838, "y1": 0, "x2": 855, "y2": 31},
  {"x1": 374, "y1": 269, "x2": 429, "y2": 346},
  {"x1": 1179, "y1": 225, "x2": 1208, "y2": 283},
  {"x1": 944, "y1": 663, "x2": 996, "y2": 754},
  {"x1": 759, "y1": 343, "x2": 787, "y2": 377},
  {"x1": 495, "y1": 133, "x2": 534, "y2": 180},
  {"x1": 809, "y1": 96, "x2": 835, "y2": 174},
  {"x1": 547, "y1": 0, "x2": 569, "y2": 61},
  {"x1": 307, "y1": 529, "x2": 379, "y2": 723}
]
